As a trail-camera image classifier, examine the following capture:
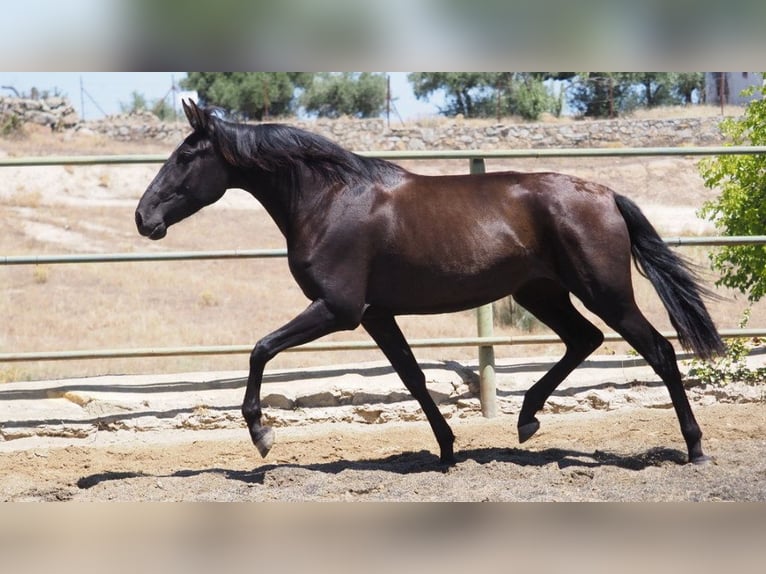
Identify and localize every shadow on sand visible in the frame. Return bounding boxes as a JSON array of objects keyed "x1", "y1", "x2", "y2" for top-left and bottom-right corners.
[{"x1": 76, "y1": 444, "x2": 687, "y2": 490}]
